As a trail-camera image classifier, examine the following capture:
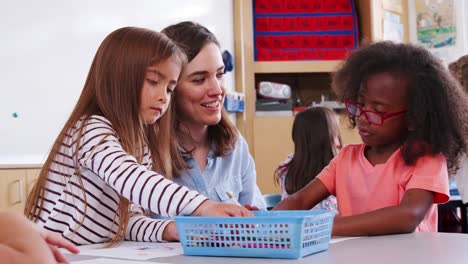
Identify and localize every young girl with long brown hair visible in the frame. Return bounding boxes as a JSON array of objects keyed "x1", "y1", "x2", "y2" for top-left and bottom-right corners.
[
  {"x1": 24, "y1": 27, "x2": 251, "y2": 246},
  {"x1": 275, "y1": 107, "x2": 342, "y2": 211}
]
